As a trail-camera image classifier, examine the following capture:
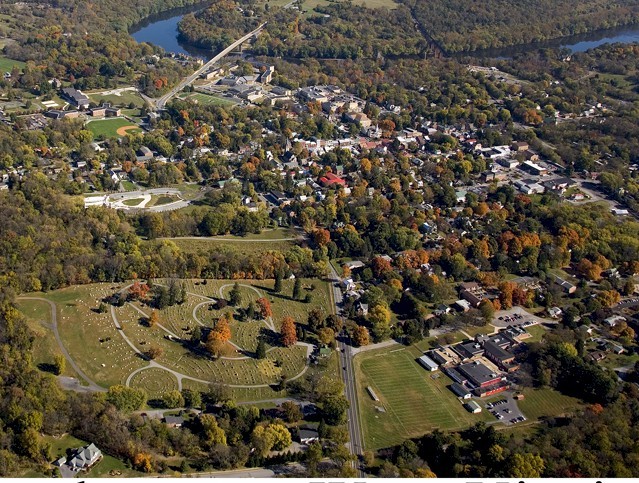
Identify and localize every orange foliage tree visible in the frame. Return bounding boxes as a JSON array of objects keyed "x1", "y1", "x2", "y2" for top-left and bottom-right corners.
[
  {"x1": 280, "y1": 317, "x2": 297, "y2": 347},
  {"x1": 256, "y1": 297, "x2": 272, "y2": 319}
]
